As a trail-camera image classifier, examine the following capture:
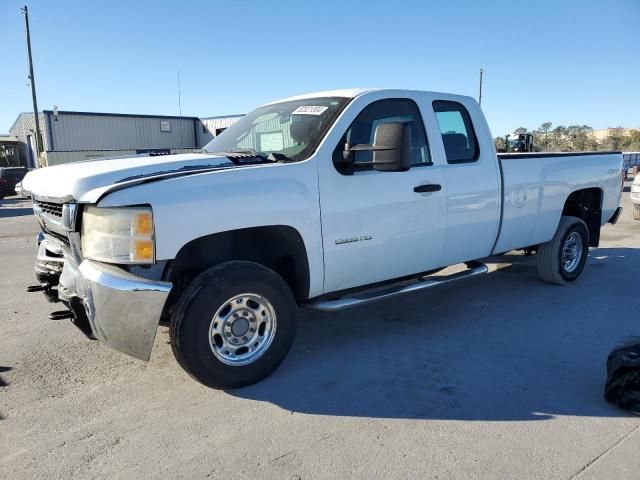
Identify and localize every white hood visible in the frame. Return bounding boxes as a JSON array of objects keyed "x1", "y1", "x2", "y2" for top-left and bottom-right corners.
[{"x1": 22, "y1": 153, "x2": 231, "y2": 203}]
